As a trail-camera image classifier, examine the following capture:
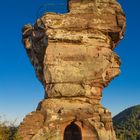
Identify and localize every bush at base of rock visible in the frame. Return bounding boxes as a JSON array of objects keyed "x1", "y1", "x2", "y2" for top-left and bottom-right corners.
[{"x1": 0, "y1": 119, "x2": 20, "y2": 140}]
